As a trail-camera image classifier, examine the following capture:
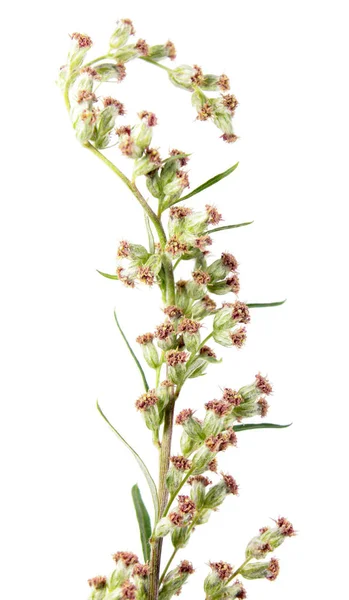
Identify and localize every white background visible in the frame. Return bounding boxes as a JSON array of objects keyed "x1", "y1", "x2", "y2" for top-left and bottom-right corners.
[{"x1": 1, "y1": 1, "x2": 348, "y2": 598}]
